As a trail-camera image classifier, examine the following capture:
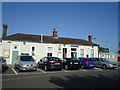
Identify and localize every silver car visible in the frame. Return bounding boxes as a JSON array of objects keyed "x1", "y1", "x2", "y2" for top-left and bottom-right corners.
[
  {"x1": 15, "y1": 55, "x2": 37, "y2": 71},
  {"x1": 0, "y1": 56, "x2": 8, "y2": 72},
  {"x1": 93, "y1": 58, "x2": 117, "y2": 69}
]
